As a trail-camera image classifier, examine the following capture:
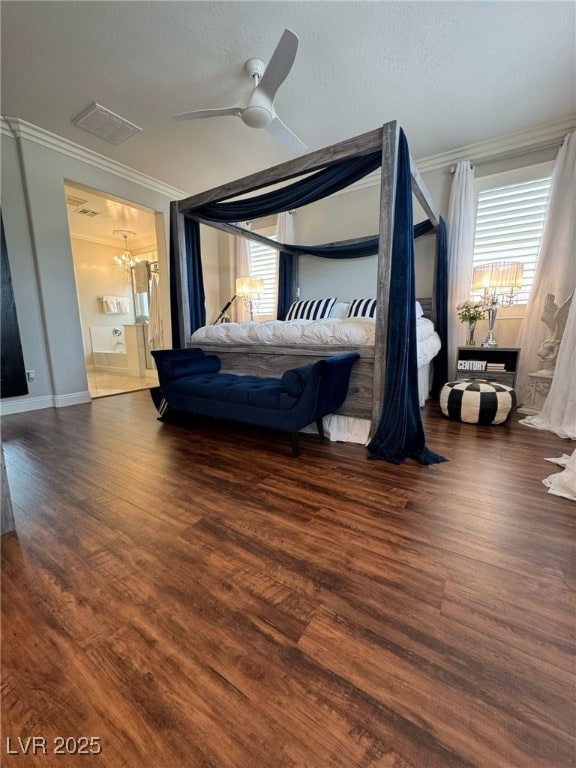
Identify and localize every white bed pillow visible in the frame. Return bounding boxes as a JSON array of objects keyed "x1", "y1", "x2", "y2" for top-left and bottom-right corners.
[
  {"x1": 329, "y1": 301, "x2": 350, "y2": 319},
  {"x1": 347, "y1": 298, "x2": 377, "y2": 319},
  {"x1": 285, "y1": 298, "x2": 336, "y2": 321},
  {"x1": 415, "y1": 301, "x2": 424, "y2": 318}
]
